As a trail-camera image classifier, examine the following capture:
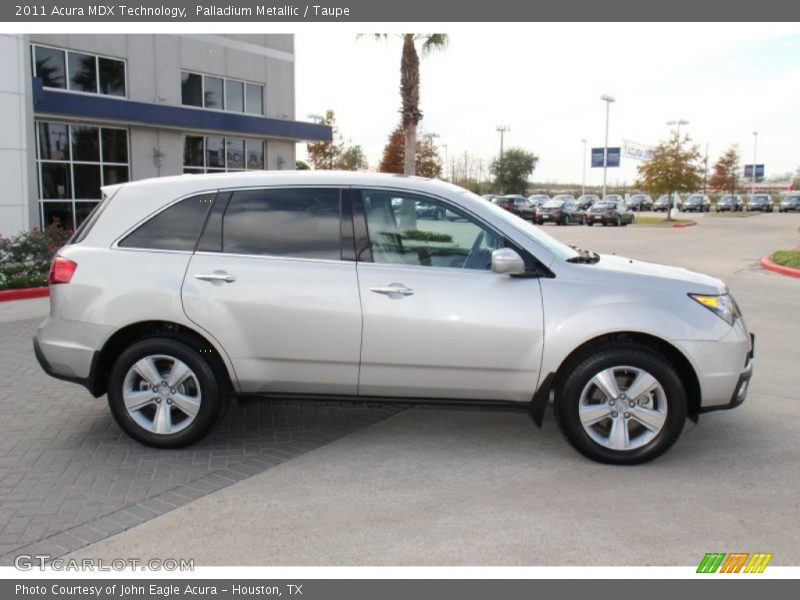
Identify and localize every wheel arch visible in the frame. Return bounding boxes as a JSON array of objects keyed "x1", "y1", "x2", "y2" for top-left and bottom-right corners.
[
  {"x1": 548, "y1": 331, "x2": 702, "y2": 420},
  {"x1": 91, "y1": 320, "x2": 236, "y2": 398}
]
